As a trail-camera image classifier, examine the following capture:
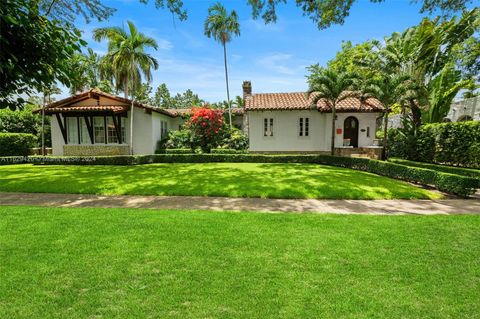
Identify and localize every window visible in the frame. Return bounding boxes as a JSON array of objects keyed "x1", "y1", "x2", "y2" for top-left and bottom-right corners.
[
  {"x1": 299, "y1": 117, "x2": 309, "y2": 137},
  {"x1": 79, "y1": 118, "x2": 90, "y2": 144},
  {"x1": 94, "y1": 117, "x2": 105, "y2": 144},
  {"x1": 366, "y1": 126, "x2": 370, "y2": 138},
  {"x1": 161, "y1": 120, "x2": 168, "y2": 138},
  {"x1": 121, "y1": 117, "x2": 126, "y2": 143},
  {"x1": 67, "y1": 117, "x2": 78, "y2": 144},
  {"x1": 264, "y1": 118, "x2": 273, "y2": 136},
  {"x1": 107, "y1": 117, "x2": 118, "y2": 144}
]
